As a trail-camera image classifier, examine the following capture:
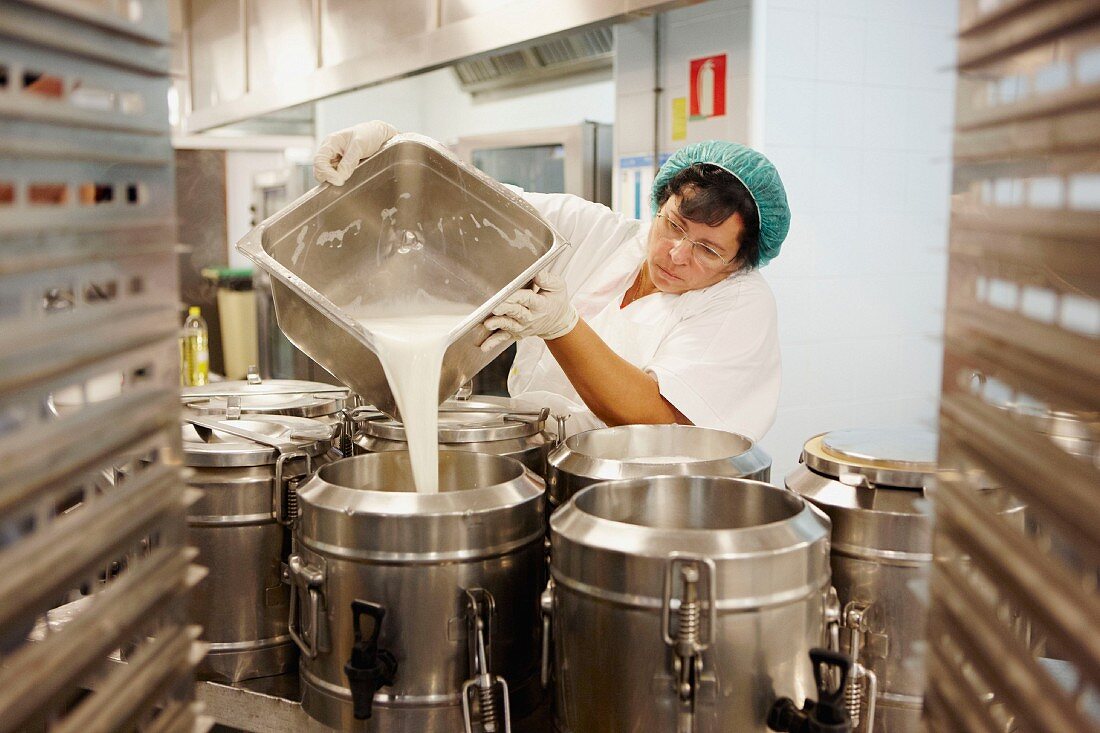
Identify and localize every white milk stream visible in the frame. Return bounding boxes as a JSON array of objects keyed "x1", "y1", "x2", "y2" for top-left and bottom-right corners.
[{"x1": 353, "y1": 308, "x2": 469, "y2": 494}]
